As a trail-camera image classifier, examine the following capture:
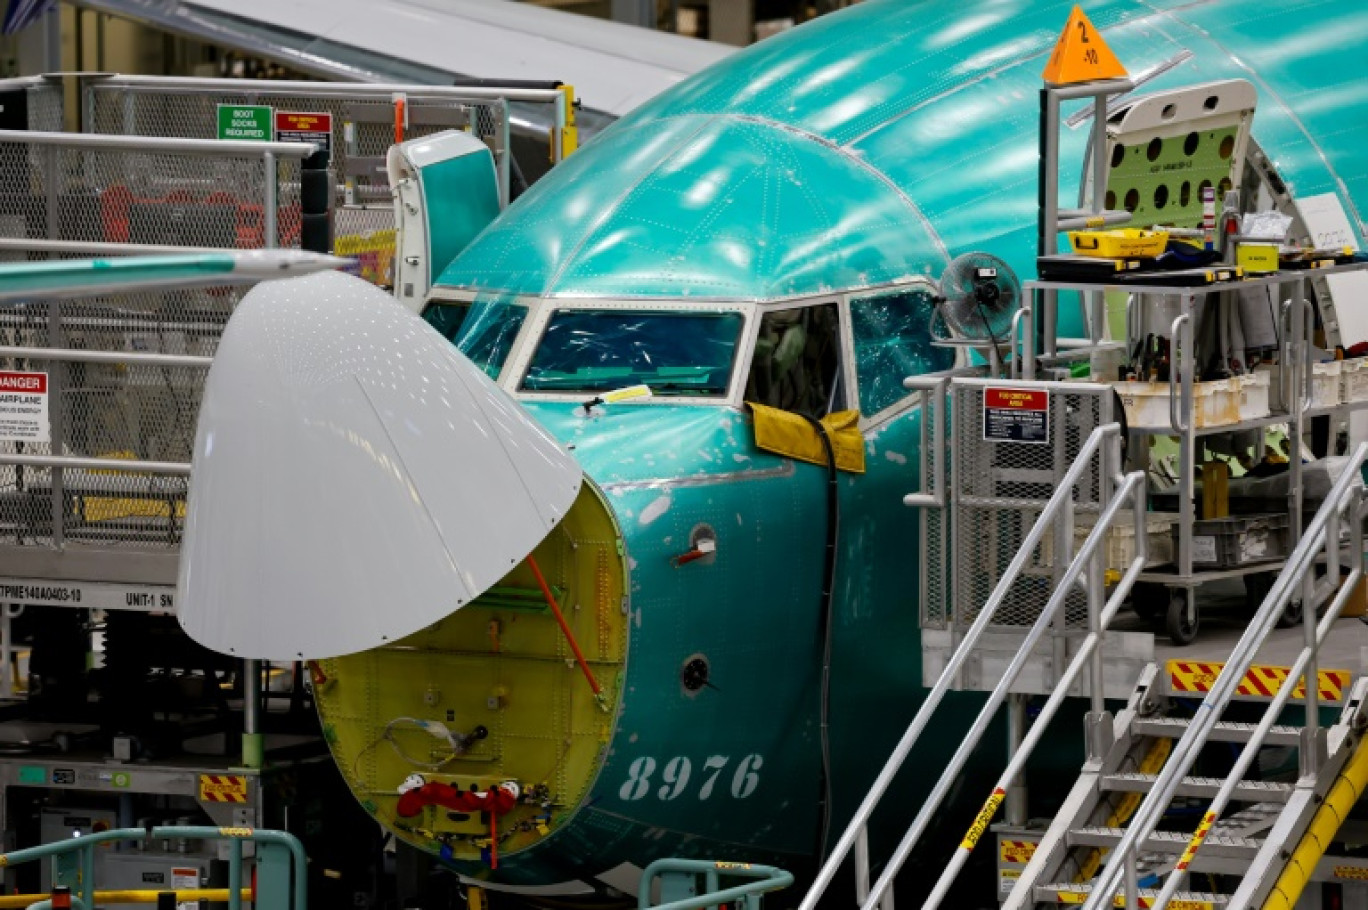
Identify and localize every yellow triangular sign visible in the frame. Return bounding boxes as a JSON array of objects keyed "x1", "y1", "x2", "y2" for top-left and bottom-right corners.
[{"x1": 1042, "y1": 5, "x2": 1128, "y2": 85}]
